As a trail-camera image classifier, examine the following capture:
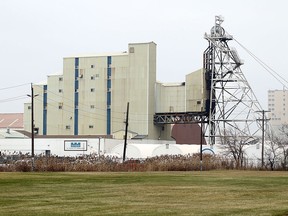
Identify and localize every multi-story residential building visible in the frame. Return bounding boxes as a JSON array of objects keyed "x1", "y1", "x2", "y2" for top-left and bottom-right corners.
[
  {"x1": 24, "y1": 42, "x2": 207, "y2": 141},
  {"x1": 268, "y1": 89, "x2": 288, "y2": 126}
]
